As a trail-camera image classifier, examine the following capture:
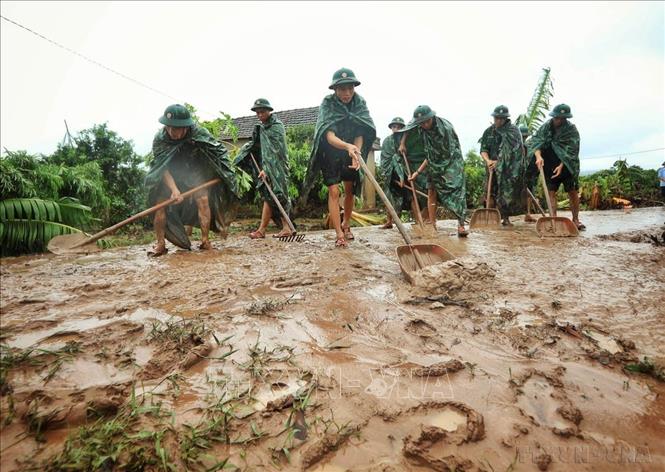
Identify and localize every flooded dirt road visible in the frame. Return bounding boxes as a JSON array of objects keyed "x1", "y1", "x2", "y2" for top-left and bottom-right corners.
[{"x1": 1, "y1": 208, "x2": 664, "y2": 471}]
